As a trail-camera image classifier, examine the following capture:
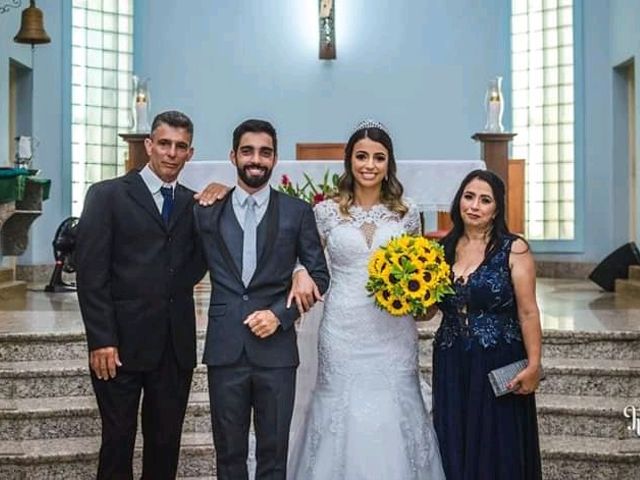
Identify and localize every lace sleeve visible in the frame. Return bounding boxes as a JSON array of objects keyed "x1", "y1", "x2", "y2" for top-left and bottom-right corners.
[
  {"x1": 403, "y1": 199, "x2": 422, "y2": 235},
  {"x1": 313, "y1": 200, "x2": 339, "y2": 243}
]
